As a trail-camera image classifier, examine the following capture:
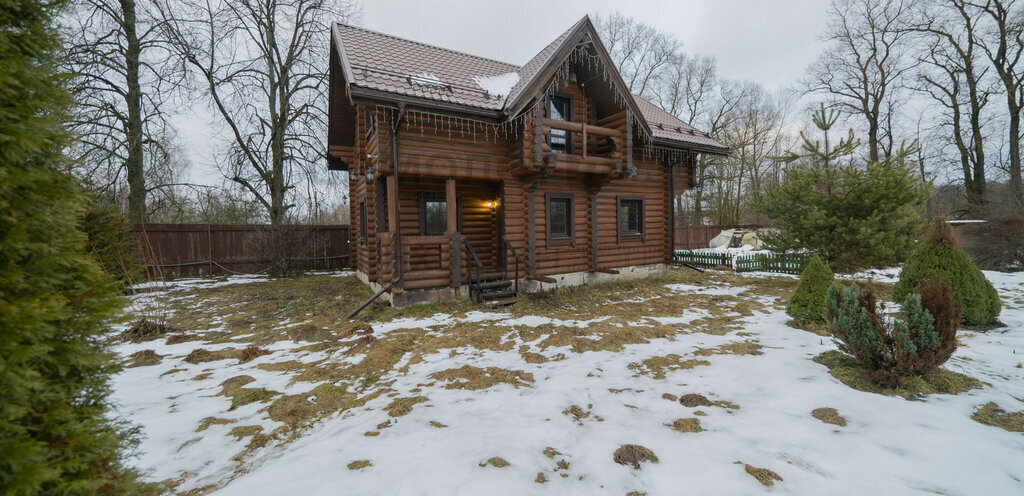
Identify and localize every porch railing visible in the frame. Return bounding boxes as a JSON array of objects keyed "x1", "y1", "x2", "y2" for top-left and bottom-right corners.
[
  {"x1": 462, "y1": 236, "x2": 483, "y2": 302},
  {"x1": 501, "y1": 236, "x2": 520, "y2": 295}
]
